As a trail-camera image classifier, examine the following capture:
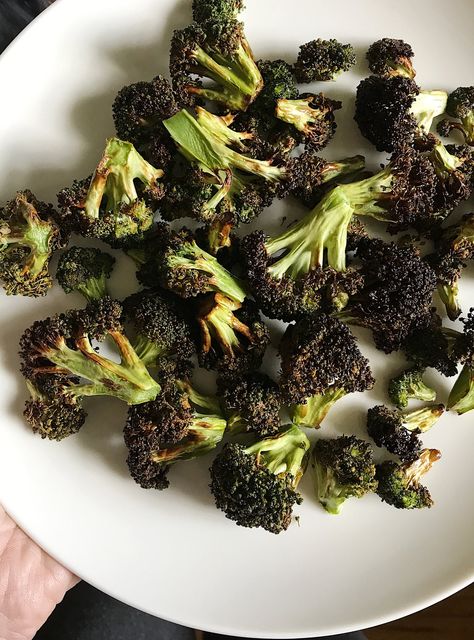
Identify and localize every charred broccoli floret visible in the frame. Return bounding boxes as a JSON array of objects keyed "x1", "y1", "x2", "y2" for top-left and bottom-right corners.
[
  {"x1": 366, "y1": 38, "x2": 415, "y2": 79},
  {"x1": 192, "y1": 0, "x2": 244, "y2": 23},
  {"x1": 448, "y1": 309, "x2": 474, "y2": 414},
  {"x1": 217, "y1": 372, "x2": 281, "y2": 436},
  {"x1": 355, "y1": 75, "x2": 447, "y2": 152},
  {"x1": 312, "y1": 436, "x2": 377, "y2": 514},
  {"x1": 210, "y1": 424, "x2": 310, "y2": 533},
  {"x1": 367, "y1": 404, "x2": 444, "y2": 463},
  {"x1": 388, "y1": 367, "x2": 436, "y2": 409},
  {"x1": 0, "y1": 190, "x2": 64, "y2": 297},
  {"x1": 376, "y1": 449, "x2": 441, "y2": 509},
  {"x1": 437, "y1": 87, "x2": 474, "y2": 146},
  {"x1": 253, "y1": 59, "x2": 299, "y2": 112},
  {"x1": 56, "y1": 246, "x2": 115, "y2": 301},
  {"x1": 430, "y1": 142, "x2": 474, "y2": 217},
  {"x1": 57, "y1": 138, "x2": 164, "y2": 244},
  {"x1": 294, "y1": 38, "x2": 356, "y2": 83}
]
